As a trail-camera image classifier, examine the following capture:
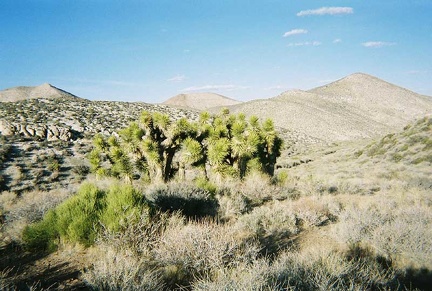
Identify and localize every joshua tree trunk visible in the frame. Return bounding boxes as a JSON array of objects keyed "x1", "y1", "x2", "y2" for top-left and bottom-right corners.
[{"x1": 163, "y1": 149, "x2": 176, "y2": 182}]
